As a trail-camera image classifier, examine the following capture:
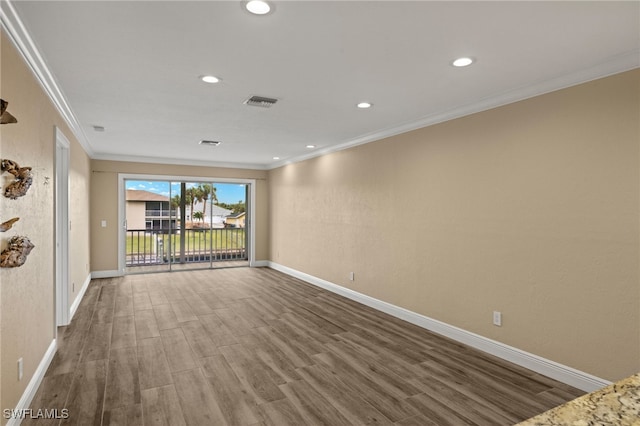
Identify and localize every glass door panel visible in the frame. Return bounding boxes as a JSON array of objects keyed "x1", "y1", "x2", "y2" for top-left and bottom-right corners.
[
  {"x1": 124, "y1": 178, "x2": 250, "y2": 274},
  {"x1": 124, "y1": 179, "x2": 173, "y2": 274}
]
